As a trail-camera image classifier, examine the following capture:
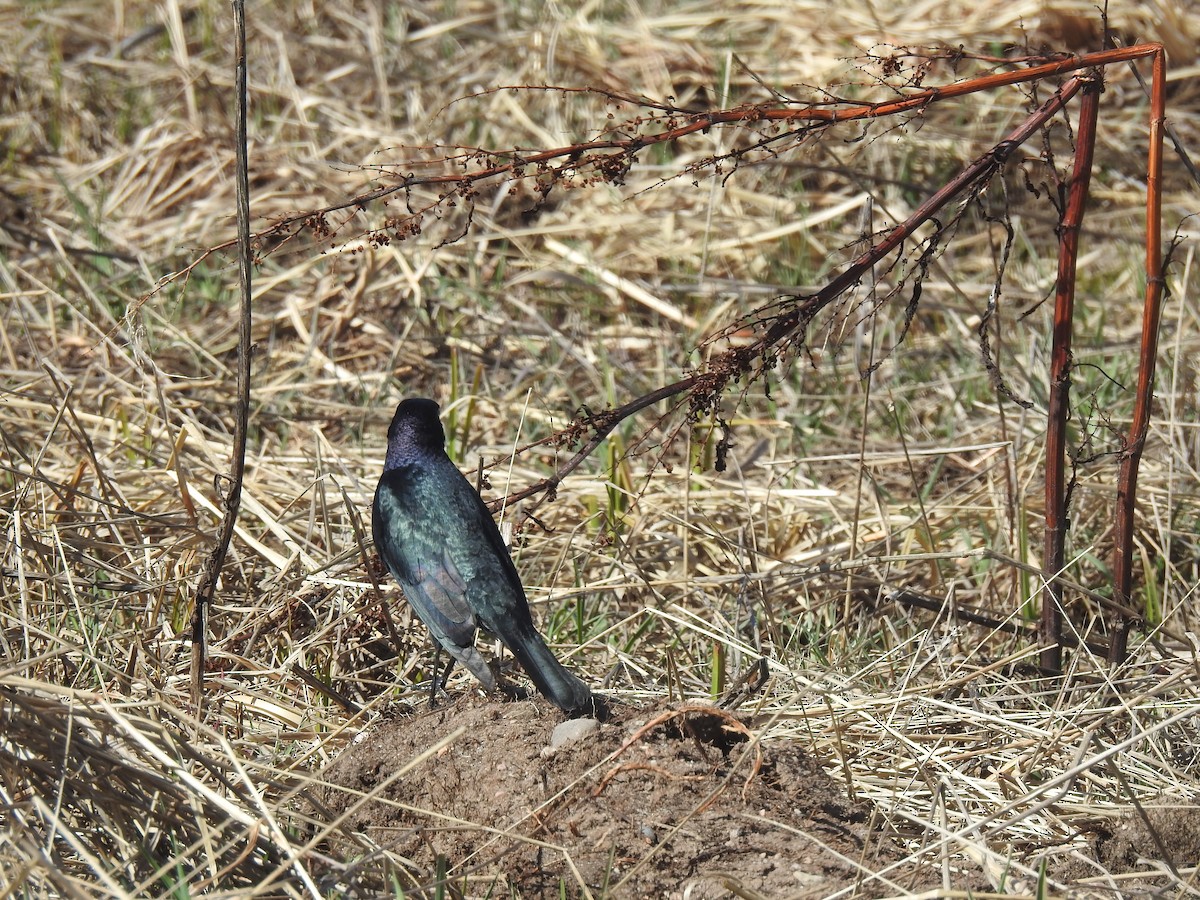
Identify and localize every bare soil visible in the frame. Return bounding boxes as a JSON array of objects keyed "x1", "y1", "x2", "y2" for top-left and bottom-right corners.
[
  {"x1": 316, "y1": 697, "x2": 972, "y2": 898},
  {"x1": 1057, "y1": 804, "x2": 1200, "y2": 895}
]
